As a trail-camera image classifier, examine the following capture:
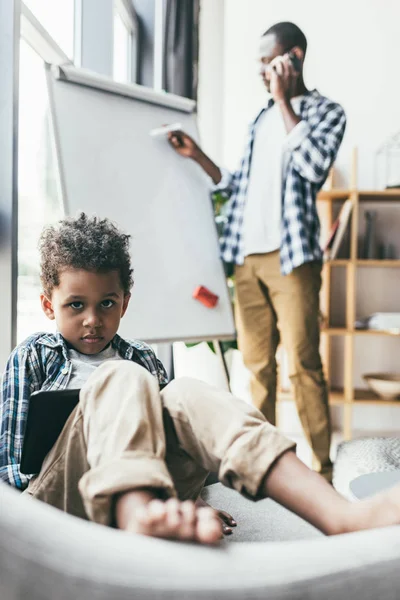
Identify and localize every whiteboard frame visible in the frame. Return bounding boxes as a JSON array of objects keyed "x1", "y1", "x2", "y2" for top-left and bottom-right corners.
[
  {"x1": 46, "y1": 63, "x2": 199, "y2": 267},
  {"x1": 51, "y1": 64, "x2": 196, "y2": 112},
  {"x1": 45, "y1": 65, "x2": 236, "y2": 344}
]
